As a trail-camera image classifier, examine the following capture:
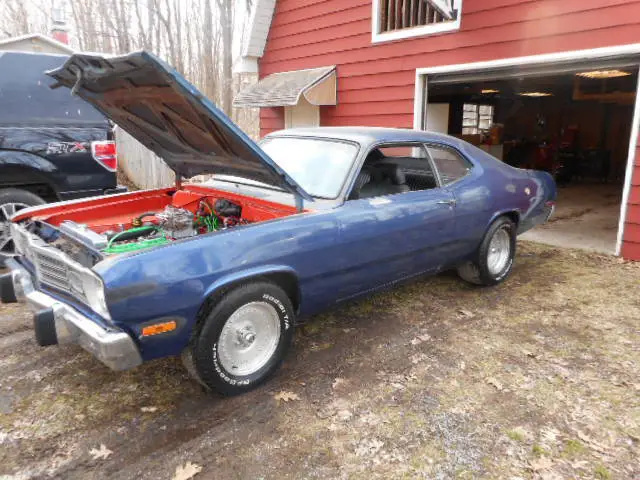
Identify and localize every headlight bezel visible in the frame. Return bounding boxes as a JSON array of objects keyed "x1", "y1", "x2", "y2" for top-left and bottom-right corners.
[{"x1": 78, "y1": 270, "x2": 111, "y2": 321}]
